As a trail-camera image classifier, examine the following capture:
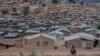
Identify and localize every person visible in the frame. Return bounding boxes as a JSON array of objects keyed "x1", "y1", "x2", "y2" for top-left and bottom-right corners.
[{"x1": 70, "y1": 45, "x2": 77, "y2": 56}]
